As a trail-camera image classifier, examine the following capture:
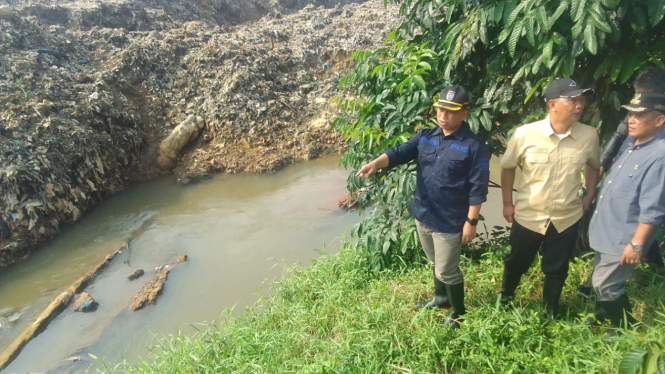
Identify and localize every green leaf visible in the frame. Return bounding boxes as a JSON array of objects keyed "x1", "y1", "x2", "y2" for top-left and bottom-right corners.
[
  {"x1": 382, "y1": 240, "x2": 391, "y2": 254},
  {"x1": 551, "y1": 31, "x2": 567, "y2": 47},
  {"x1": 657, "y1": 353, "x2": 665, "y2": 374},
  {"x1": 531, "y1": 55, "x2": 543, "y2": 75},
  {"x1": 536, "y1": 7, "x2": 549, "y2": 32},
  {"x1": 619, "y1": 53, "x2": 641, "y2": 84},
  {"x1": 630, "y1": 5, "x2": 648, "y2": 33},
  {"x1": 576, "y1": 0, "x2": 588, "y2": 22},
  {"x1": 648, "y1": 0, "x2": 665, "y2": 27},
  {"x1": 497, "y1": 27, "x2": 511, "y2": 45},
  {"x1": 645, "y1": 346, "x2": 663, "y2": 374},
  {"x1": 589, "y1": 9, "x2": 613, "y2": 33},
  {"x1": 542, "y1": 40, "x2": 553, "y2": 65},
  {"x1": 511, "y1": 66, "x2": 525, "y2": 85},
  {"x1": 412, "y1": 75, "x2": 426, "y2": 90},
  {"x1": 506, "y1": 1, "x2": 526, "y2": 27},
  {"x1": 610, "y1": 57, "x2": 624, "y2": 82},
  {"x1": 503, "y1": 1, "x2": 518, "y2": 25},
  {"x1": 550, "y1": 0, "x2": 568, "y2": 25},
  {"x1": 571, "y1": 35, "x2": 584, "y2": 56},
  {"x1": 618, "y1": 349, "x2": 647, "y2": 374},
  {"x1": 525, "y1": 17, "x2": 536, "y2": 46},
  {"x1": 493, "y1": 1, "x2": 505, "y2": 23},
  {"x1": 583, "y1": 23, "x2": 598, "y2": 55},
  {"x1": 508, "y1": 21, "x2": 523, "y2": 57},
  {"x1": 482, "y1": 110, "x2": 493, "y2": 131},
  {"x1": 417, "y1": 61, "x2": 432, "y2": 71},
  {"x1": 593, "y1": 58, "x2": 612, "y2": 79}
]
